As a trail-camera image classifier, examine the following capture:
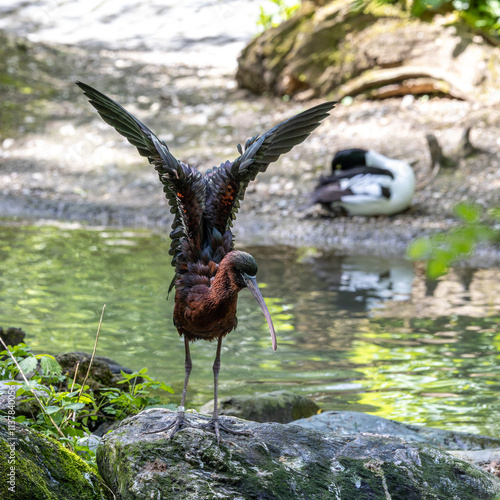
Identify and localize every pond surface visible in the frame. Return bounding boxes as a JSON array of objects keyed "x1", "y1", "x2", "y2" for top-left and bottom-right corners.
[{"x1": 1, "y1": 223, "x2": 499, "y2": 437}]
